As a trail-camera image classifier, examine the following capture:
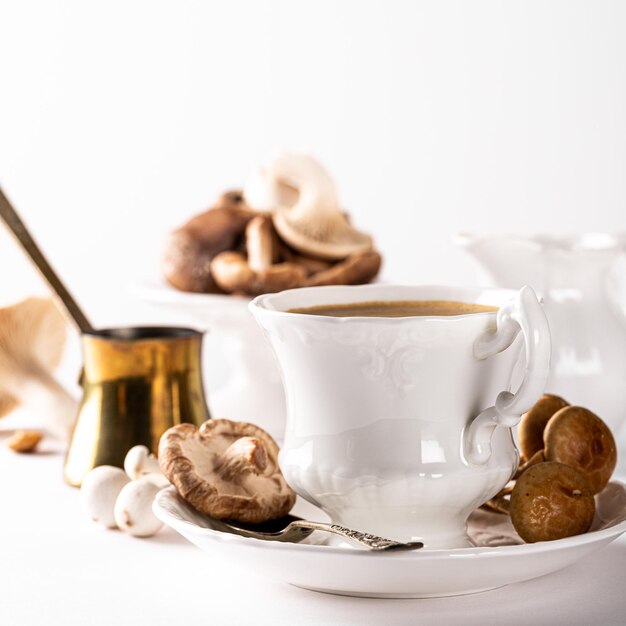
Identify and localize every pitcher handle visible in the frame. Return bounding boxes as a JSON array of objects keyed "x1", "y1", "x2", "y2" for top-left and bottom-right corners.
[{"x1": 464, "y1": 286, "x2": 551, "y2": 465}]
